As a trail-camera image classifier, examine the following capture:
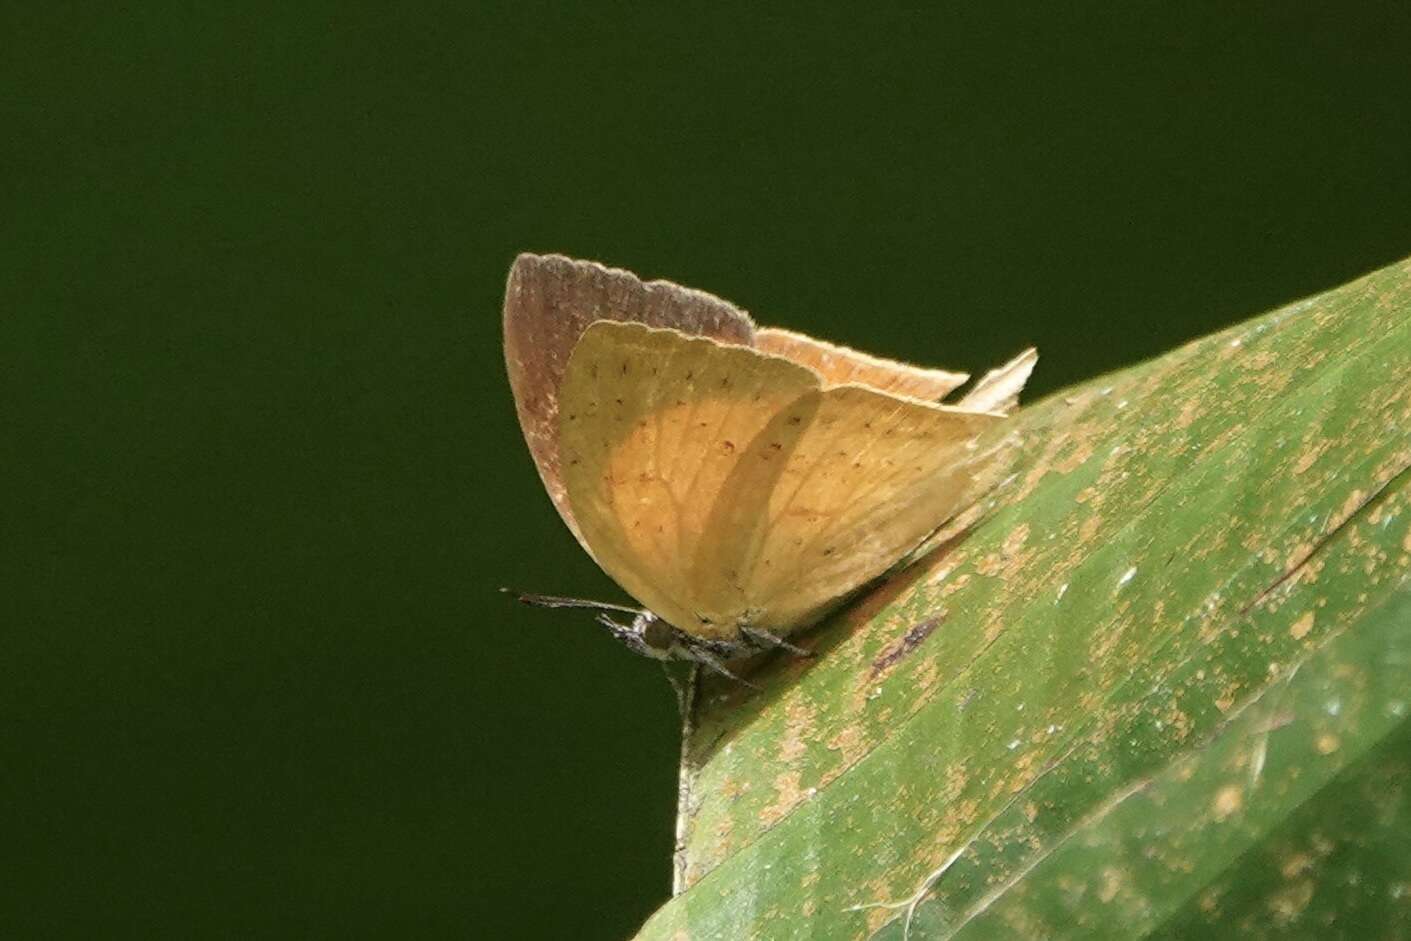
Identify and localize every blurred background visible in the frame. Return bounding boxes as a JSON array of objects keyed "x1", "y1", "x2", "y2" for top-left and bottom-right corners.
[{"x1": 8, "y1": 3, "x2": 1411, "y2": 938}]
